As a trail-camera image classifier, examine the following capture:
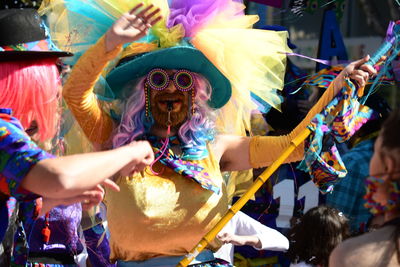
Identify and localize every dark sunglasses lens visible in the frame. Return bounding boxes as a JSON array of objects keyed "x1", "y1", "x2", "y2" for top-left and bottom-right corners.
[
  {"x1": 150, "y1": 71, "x2": 167, "y2": 88},
  {"x1": 176, "y1": 72, "x2": 193, "y2": 90}
]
